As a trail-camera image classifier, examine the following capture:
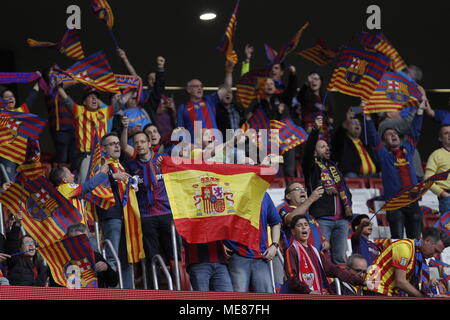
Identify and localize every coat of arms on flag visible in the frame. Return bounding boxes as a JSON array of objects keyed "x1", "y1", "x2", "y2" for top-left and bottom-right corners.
[
  {"x1": 193, "y1": 175, "x2": 235, "y2": 216},
  {"x1": 346, "y1": 57, "x2": 368, "y2": 85}
]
